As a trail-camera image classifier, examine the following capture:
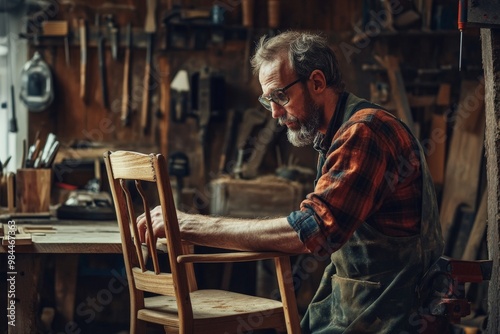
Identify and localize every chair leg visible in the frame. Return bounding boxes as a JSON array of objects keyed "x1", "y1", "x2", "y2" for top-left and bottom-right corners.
[{"x1": 275, "y1": 256, "x2": 301, "y2": 334}]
